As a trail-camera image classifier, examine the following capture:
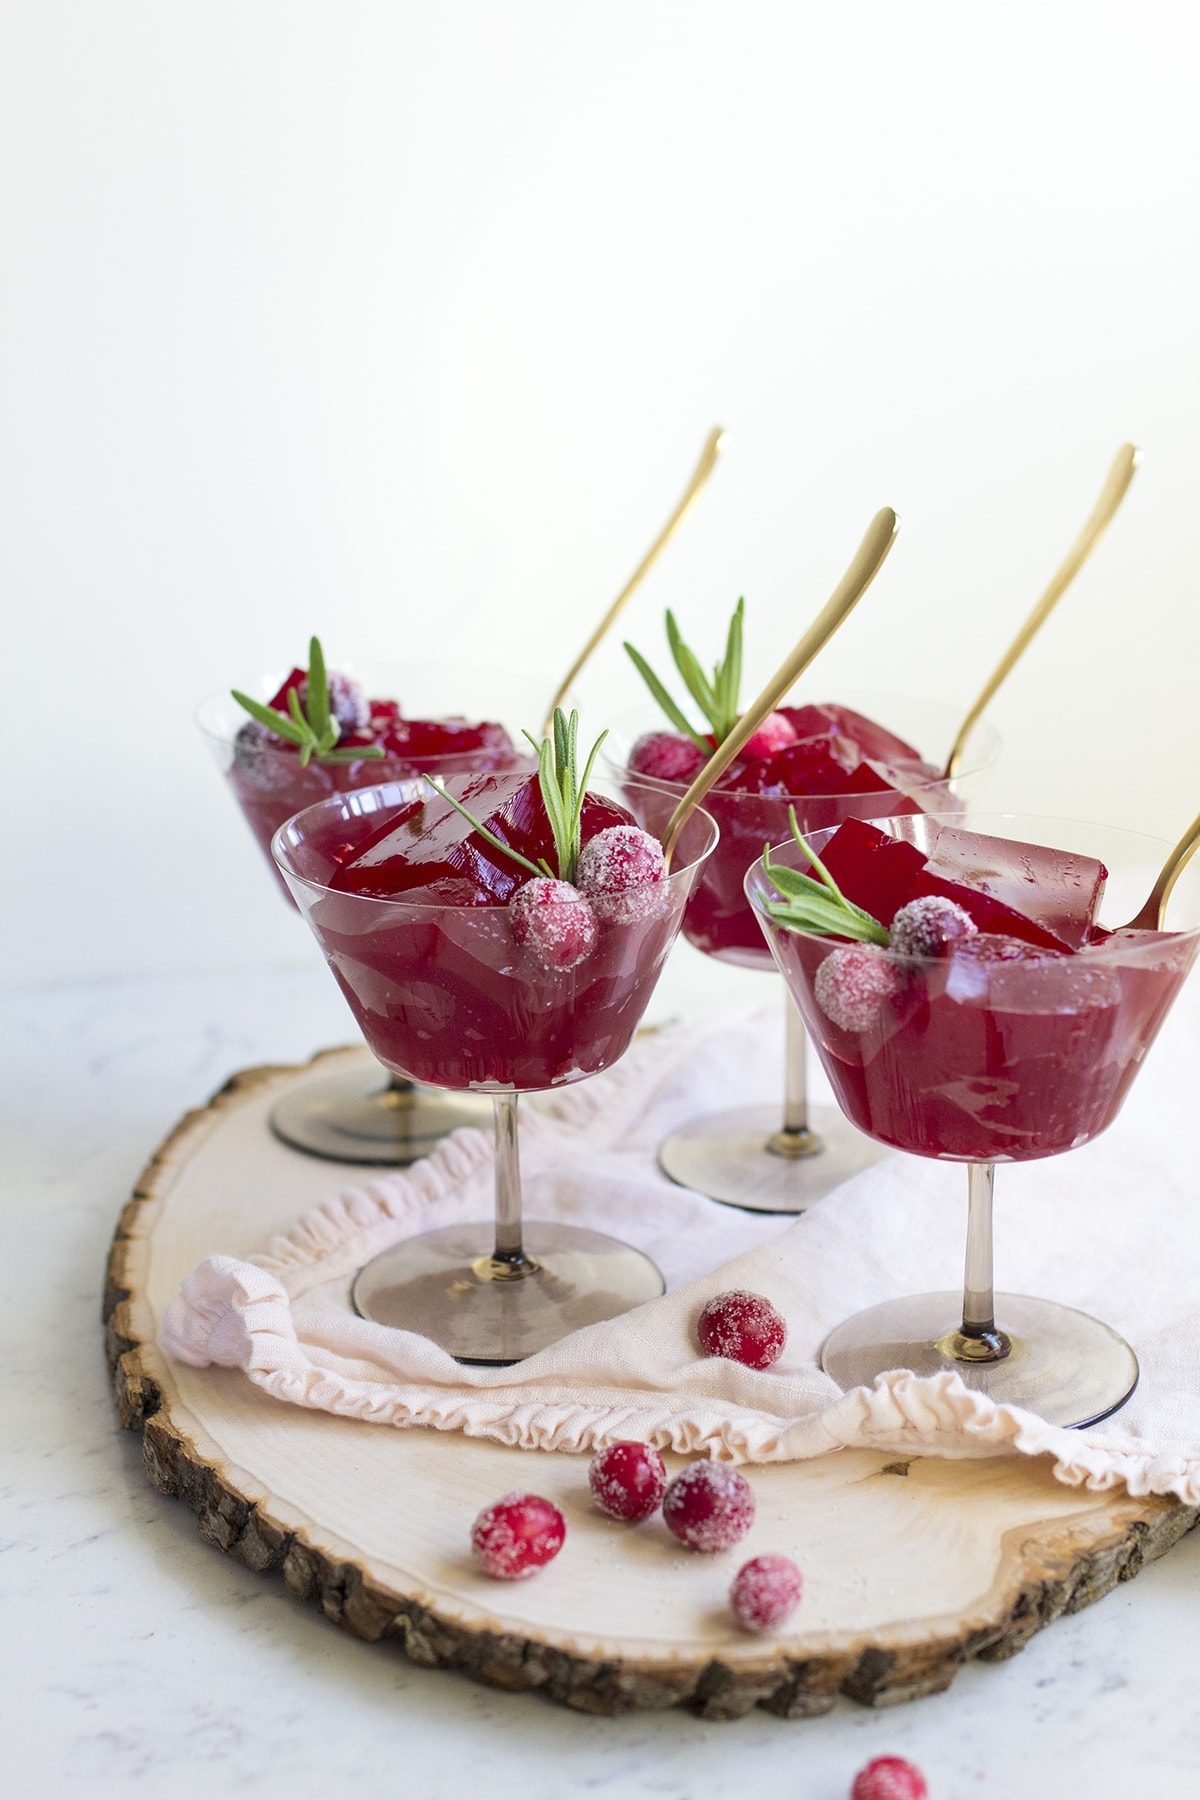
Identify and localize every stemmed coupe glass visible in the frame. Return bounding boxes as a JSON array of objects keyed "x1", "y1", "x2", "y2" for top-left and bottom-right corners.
[
  {"x1": 746, "y1": 811, "x2": 1200, "y2": 1427},
  {"x1": 197, "y1": 660, "x2": 546, "y2": 1165},
  {"x1": 611, "y1": 694, "x2": 999, "y2": 1212},
  {"x1": 273, "y1": 771, "x2": 717, "y2": 1364},
  {"x1": 606, "y1": 440, "x2": 1143, "y2": 1216}
]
